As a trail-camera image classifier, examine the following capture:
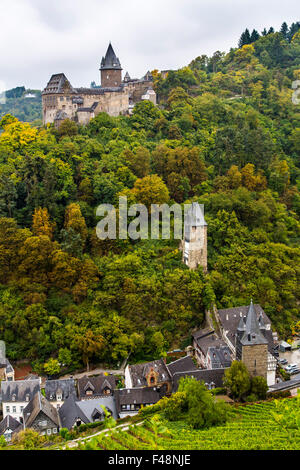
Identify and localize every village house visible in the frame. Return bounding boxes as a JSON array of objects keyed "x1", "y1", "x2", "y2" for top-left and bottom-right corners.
[
  {"x1": 125, "y1": 359, "x2": 172, "y2": 394},
  {"x1": 77, "y1": 374, "x2": 117, "y2": 400},
  {"x1": 0, "y1": 415, "x2": 22, "y2": 442},
  {"x1": 58, "y1": 394, "x2": 117, "y2": 430},
  {"x1": 115, "y1": 387, "x2": 162, "y2": 418},
  {"x1": 192, "y1": 328, "x2": 232, "y2": 369},
  {"x1": 23, "y1": 392, "x2": 60, "y2": 436},
  {"x1": 1, "y1": 379, "x2": 40, "y2": 423},
  {"x1": 44, "y1": 378, "x2": 77, "y2": 409}
]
